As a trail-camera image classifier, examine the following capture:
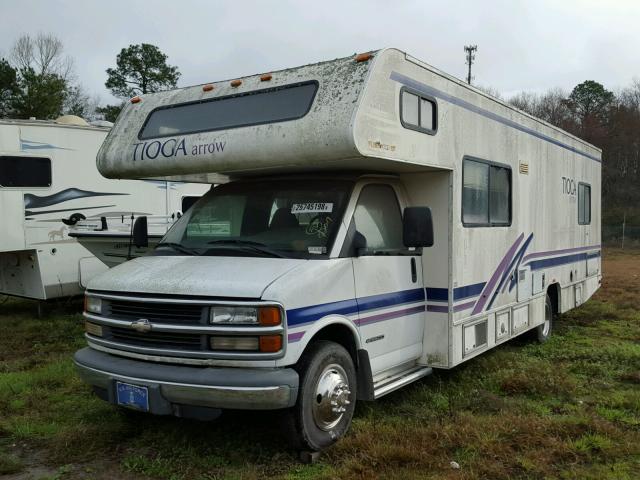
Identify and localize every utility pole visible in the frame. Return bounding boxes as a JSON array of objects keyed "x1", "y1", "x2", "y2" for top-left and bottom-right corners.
[{"x1": 464, "y1": 45, "x2": 478, "y2": 85}]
